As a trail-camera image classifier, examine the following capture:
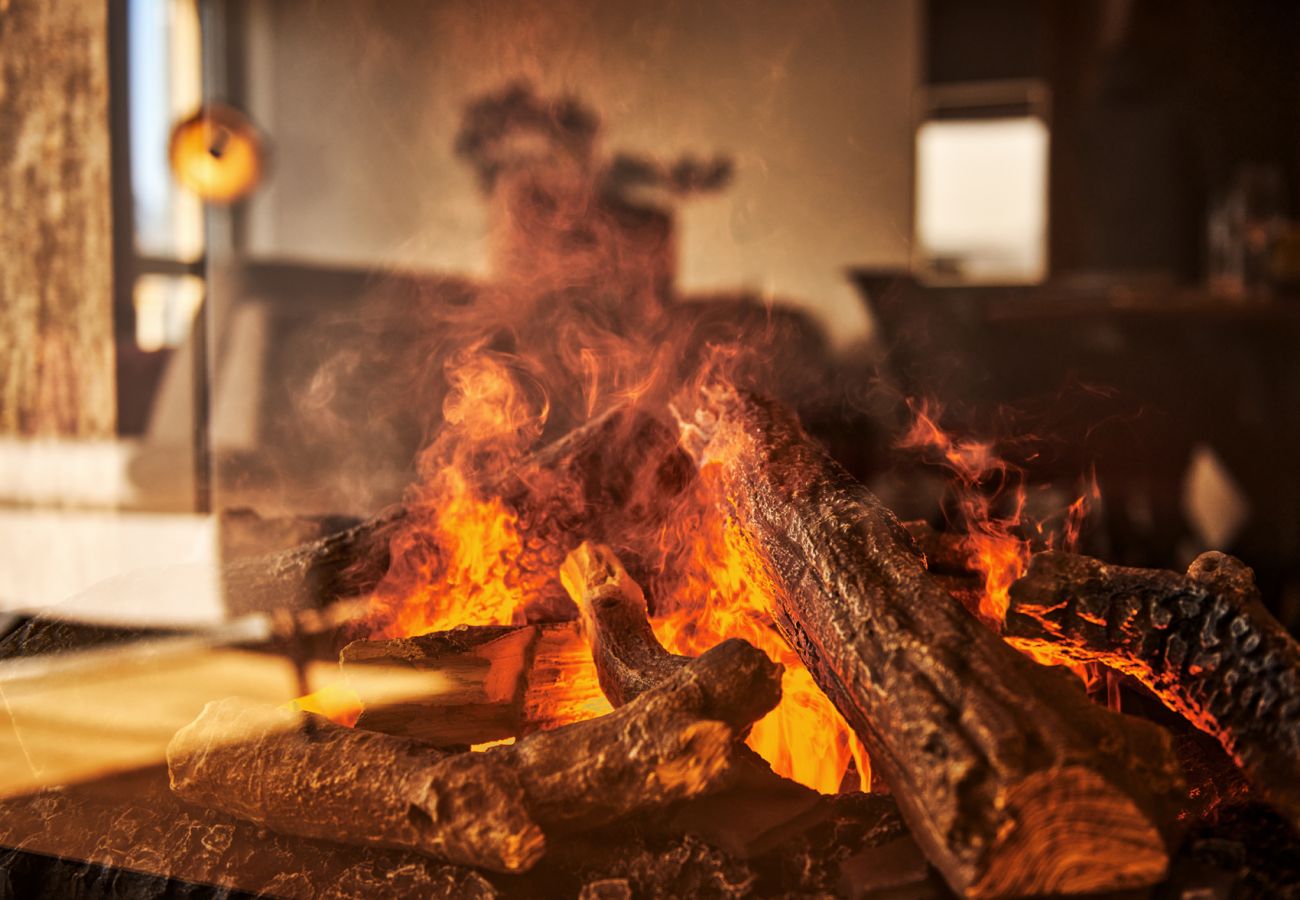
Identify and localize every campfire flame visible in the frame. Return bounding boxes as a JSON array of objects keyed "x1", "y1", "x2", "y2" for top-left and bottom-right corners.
[
  {"x1": 897, "y1": 398, "x2": 1099, "y2": 627},
  {"x1": 895, "y1": 399, "x2": 1116, "y2": 703},
  {"x1": 648, "y1": 471, "x2": 869, "y2": 794},
  {"x1": 350, "y1": 347, "x2": 866, "y2": 792}
]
